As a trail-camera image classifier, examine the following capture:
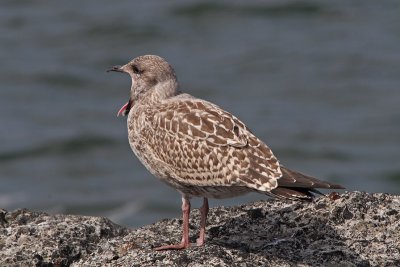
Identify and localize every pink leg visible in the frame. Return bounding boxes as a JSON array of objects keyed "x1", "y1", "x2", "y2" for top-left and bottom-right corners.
[
  {"x1": 196, "y1": 197, "x2": 209, "y2": 246},
  {"x1": 154, "y1": 196, "x2": 191, "y2": 250}
]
